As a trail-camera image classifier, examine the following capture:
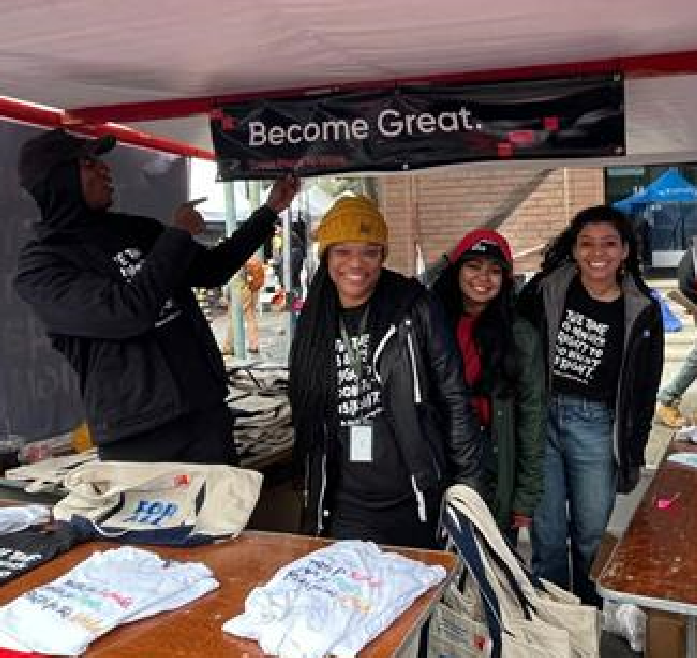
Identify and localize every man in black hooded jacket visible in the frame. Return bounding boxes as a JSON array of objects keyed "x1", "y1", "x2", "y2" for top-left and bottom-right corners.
[{"x1": 14, "y1": 128, "x2": 299, "y2": 464}]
